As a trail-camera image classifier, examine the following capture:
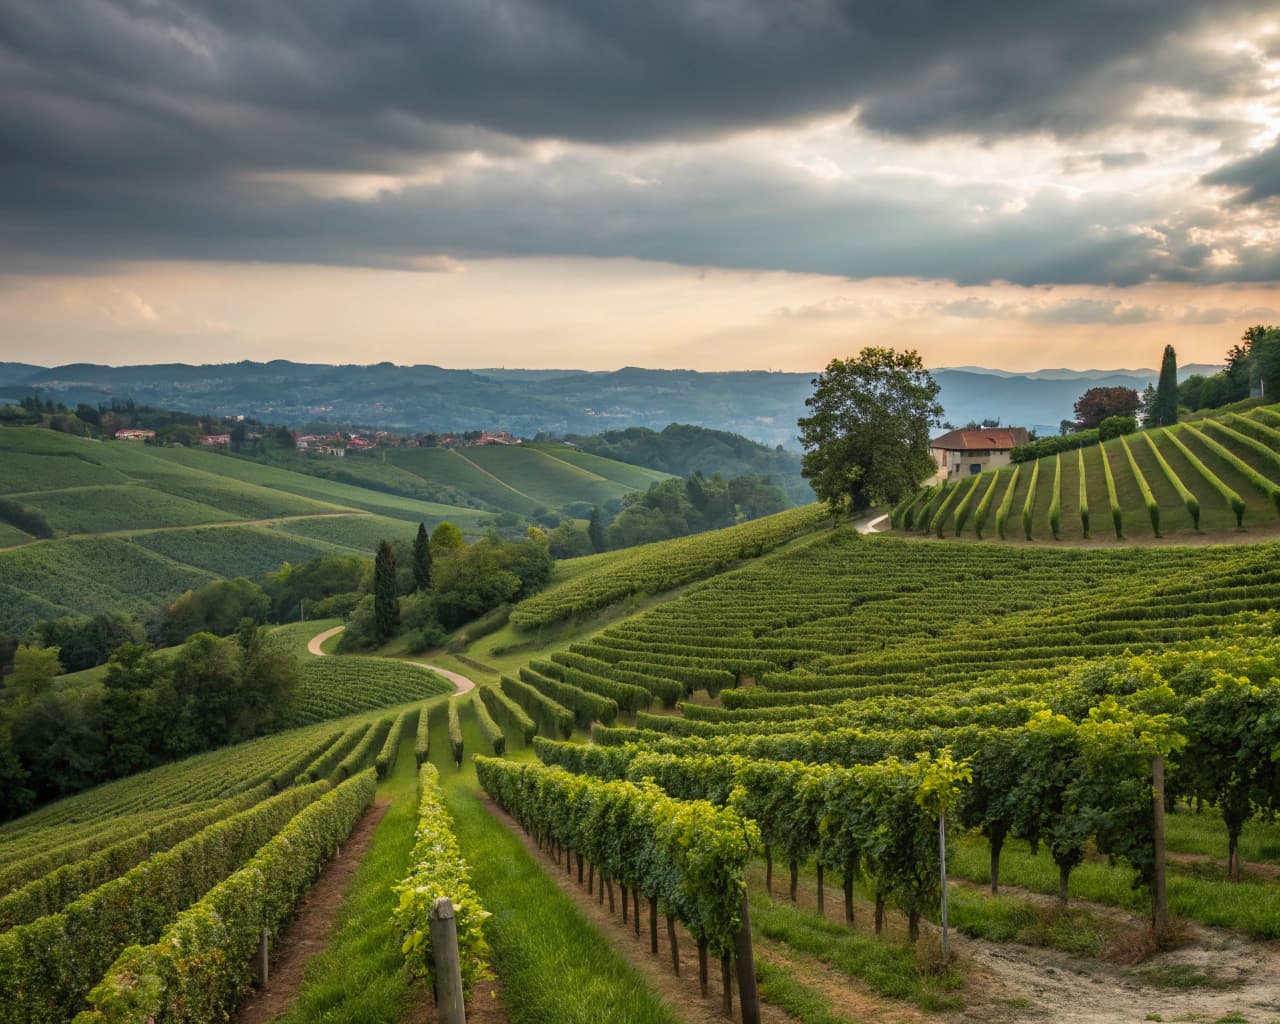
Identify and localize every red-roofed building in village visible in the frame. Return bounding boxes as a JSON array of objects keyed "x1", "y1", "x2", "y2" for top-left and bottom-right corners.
[
  {"x1": 114, "y1": 428, "x2": 155, "y2": 441},
  {"x1": 928, "y1": 427, "x2": 1029, "y2": 482}
]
